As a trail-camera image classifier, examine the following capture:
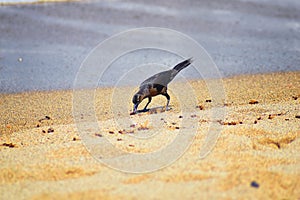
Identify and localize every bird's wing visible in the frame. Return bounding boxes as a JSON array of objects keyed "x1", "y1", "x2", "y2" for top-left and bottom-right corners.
[{"x1": 141, "y1": 69, "x2": 177, "y2": 87}]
